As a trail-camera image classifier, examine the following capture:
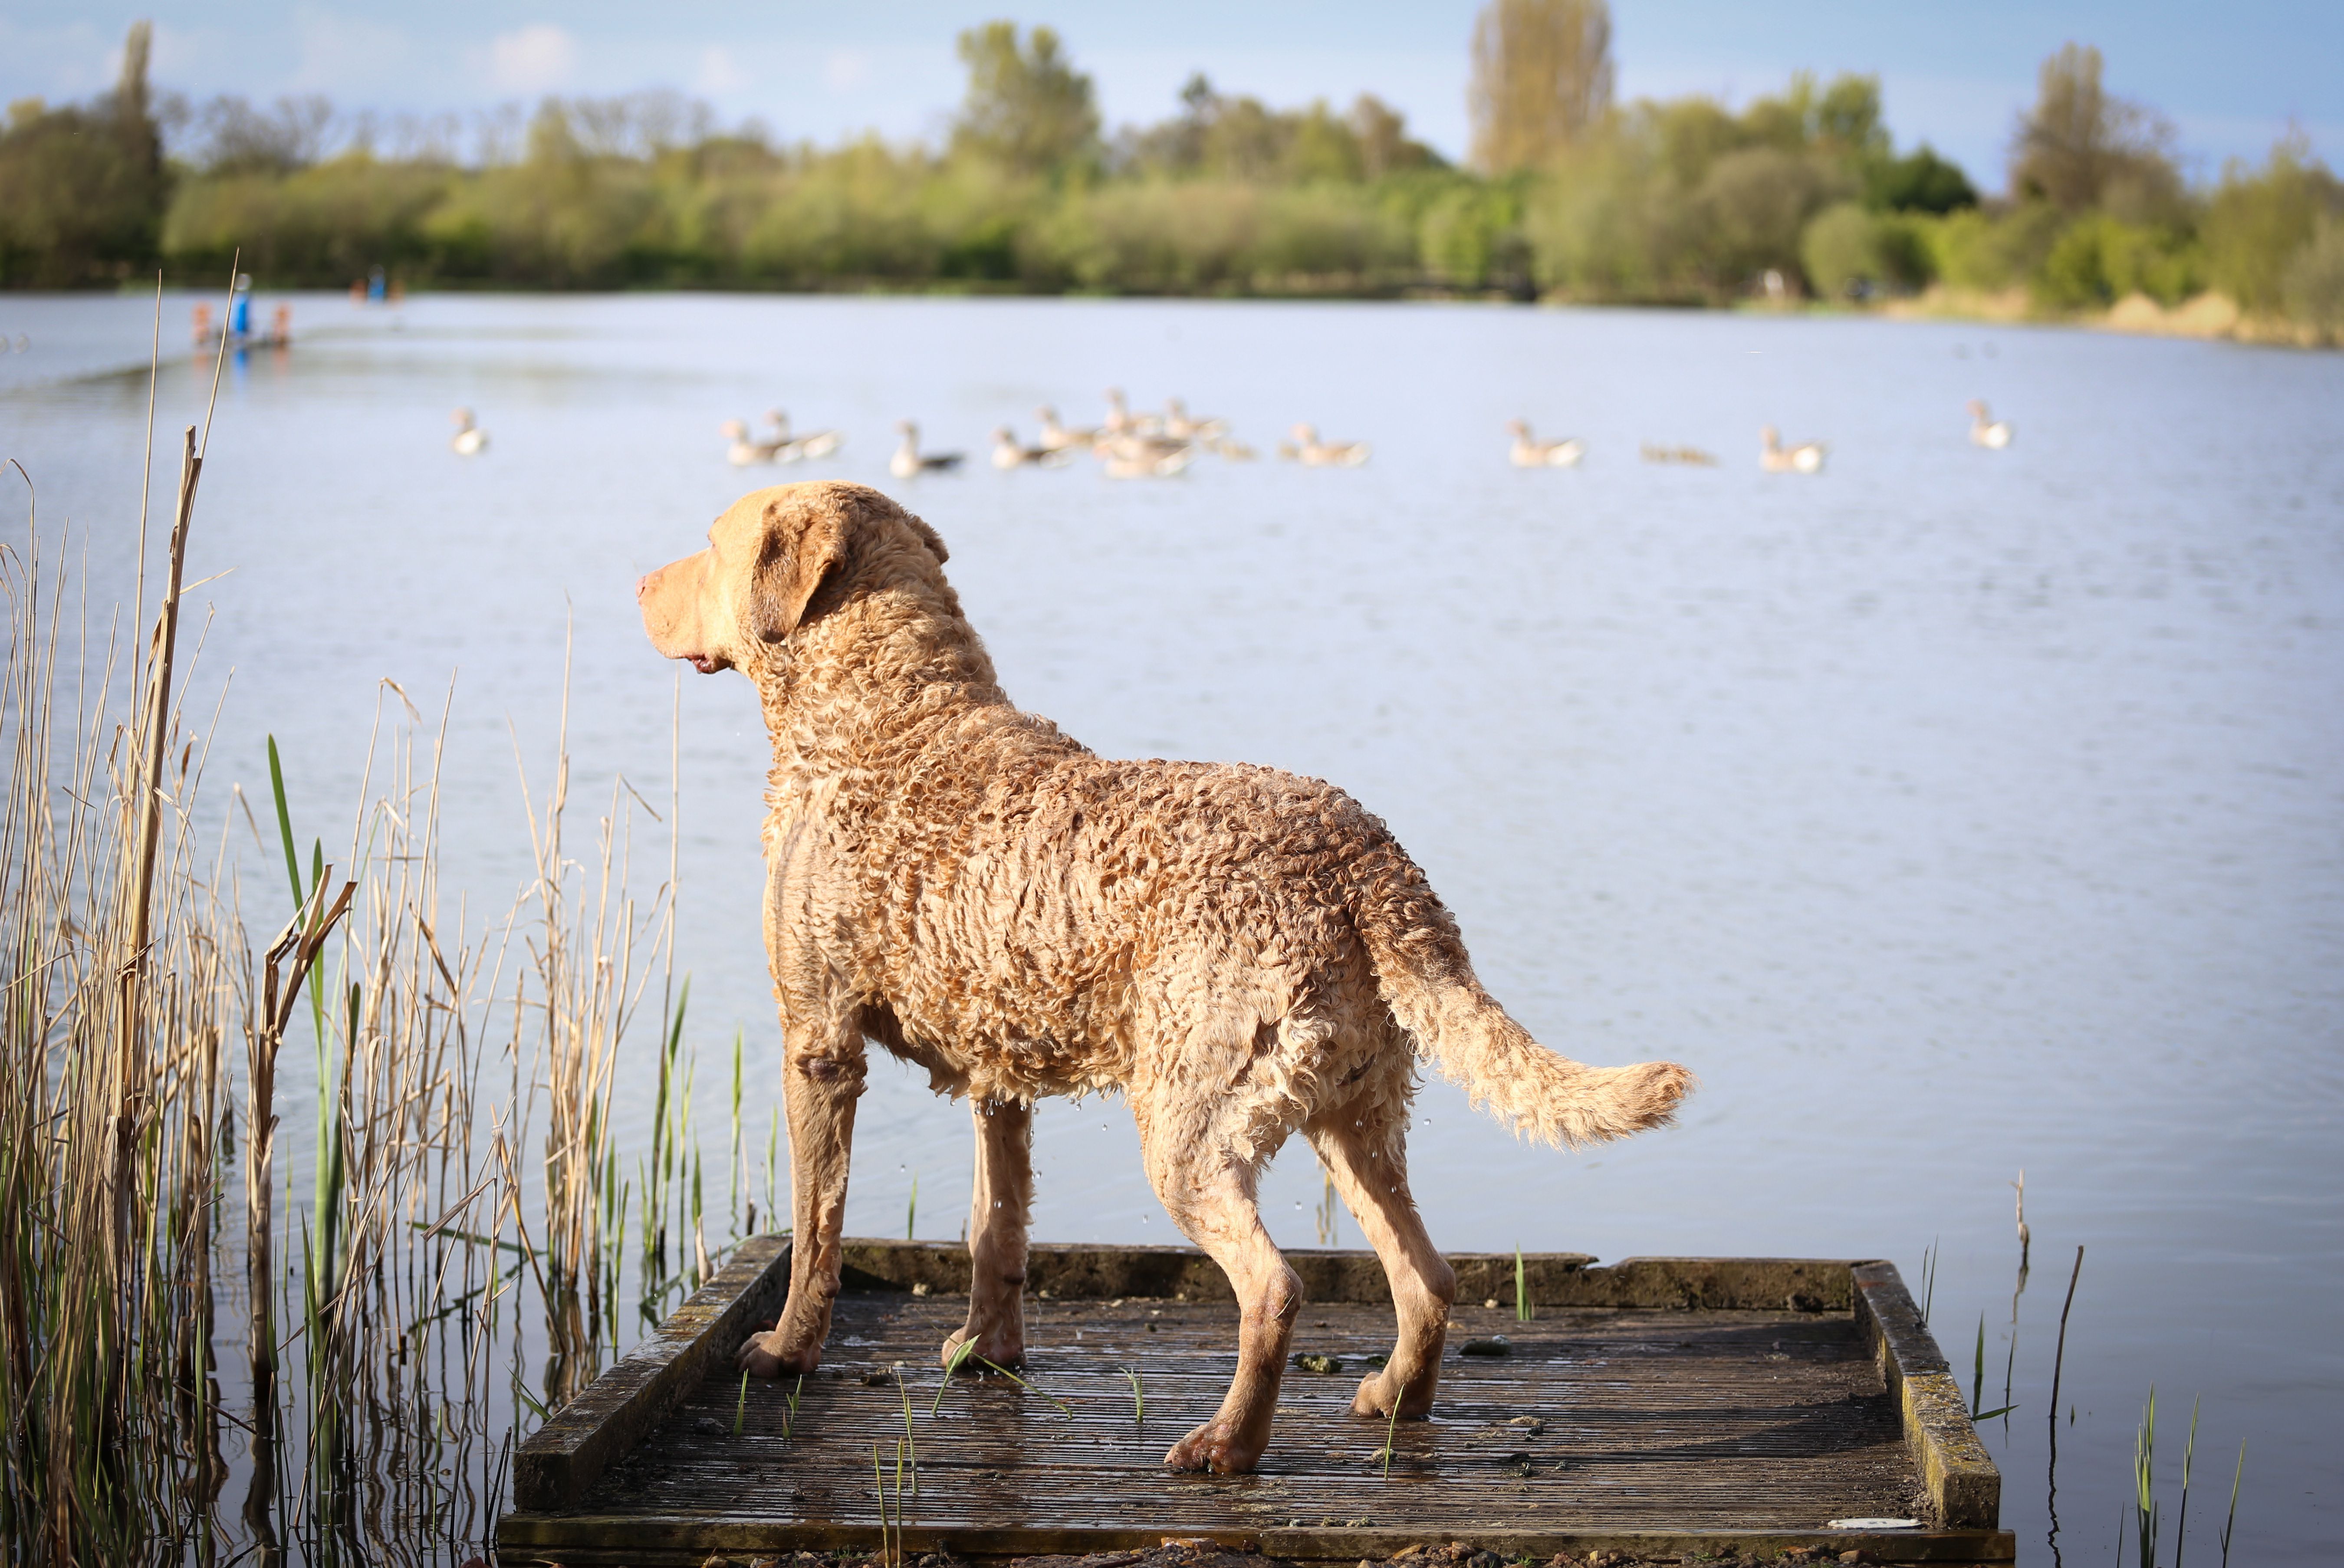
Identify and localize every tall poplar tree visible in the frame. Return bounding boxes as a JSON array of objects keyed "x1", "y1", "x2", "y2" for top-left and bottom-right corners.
[{"x1": 1468, "y1": 0, "x2": 1614, "y2": 174}]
